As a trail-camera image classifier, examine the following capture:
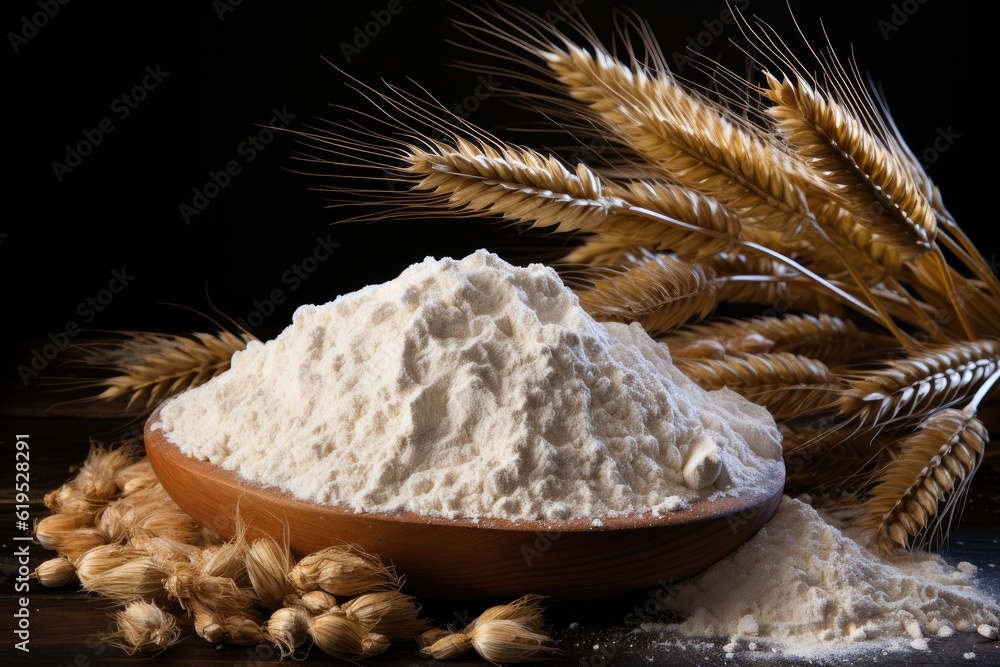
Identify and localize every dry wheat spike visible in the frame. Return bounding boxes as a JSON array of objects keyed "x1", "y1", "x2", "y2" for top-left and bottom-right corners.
[
  {"x1": 73, "y1": 329, "x2": 257, "y2": 415},
  {"x1": 279, "y1": 1, "x2": 997, "y2": 554}
]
